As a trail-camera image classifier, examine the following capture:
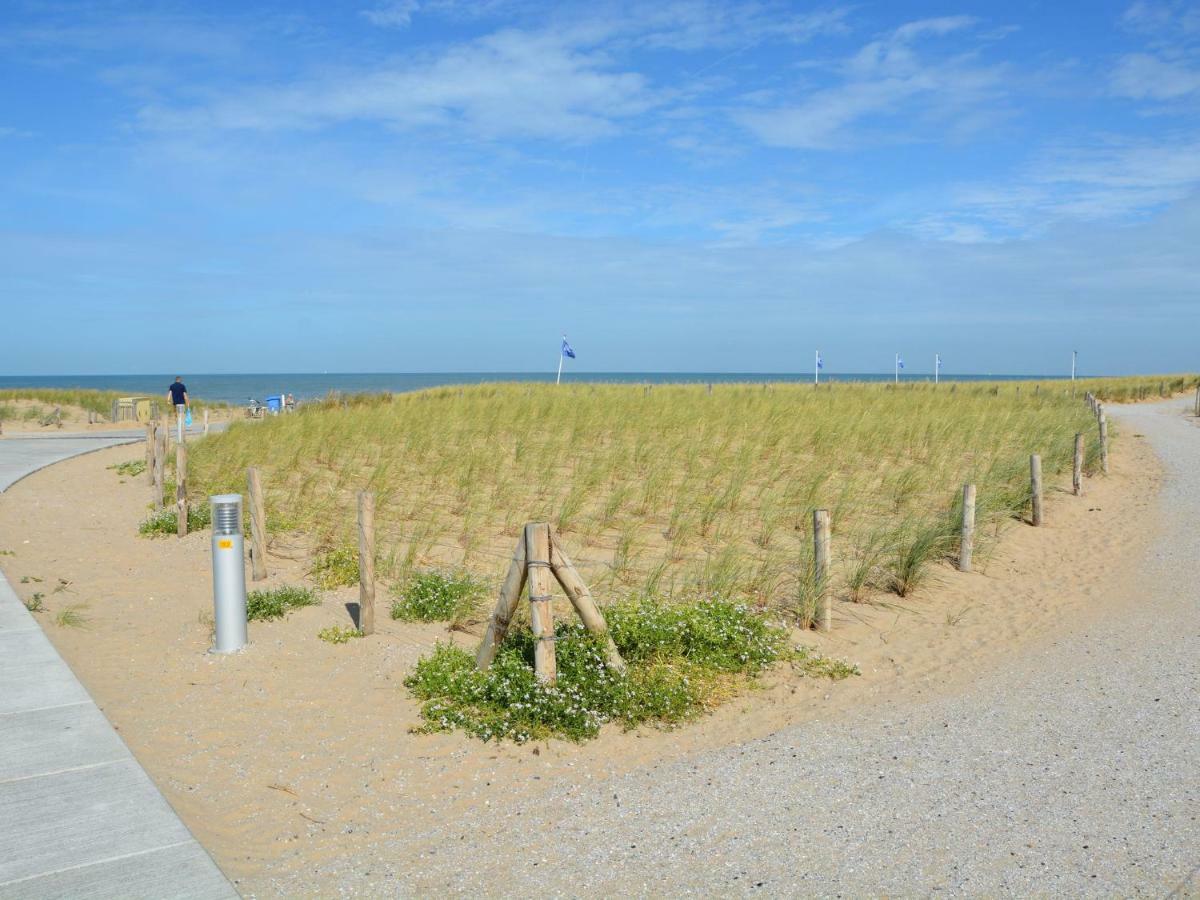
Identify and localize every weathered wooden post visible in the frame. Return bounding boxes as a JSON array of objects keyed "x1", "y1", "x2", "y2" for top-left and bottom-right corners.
[
  {"x1": 110, "y1": 398, "x2": 119, "y2": 423},
  {"x1": 525, "y1": 523, "x2": 557, "y2": 683},
  {"x1": 246, "y1": 467, "x2": 268, "y2": 581},
  {"x1": 813, "y1": 508, "x2": 831, "y2": 631},
  {"x1": 1194, "y1": 385, "x2": 1199, "y2": 417},
  {"x1": 1099, "y1": 414, "x2": 1109, "y2": 474},
  {"x1": 358, "y1": 491, "x2": 375, "y2": 636},
  {"x1": 959, "y1": 483, "x2": 976, "y2": 573},
  {"x1": 1030, "y1": 454, "x2": 1044, "y2": 526},
  {"x1": 549, "y1": 531, "x2": 627, "y2": 674},
  {"x1": 1072, "y1": 433, "x2": 1084, "y2": 496},
  {"x1": 176, "y1": 444, "x2": 188, "y2": 537},
  {"x1": 153, "y1": 425, "x2": 167, "y2": 510},
  {"x1": 203, "y1": 409, "x2": 210, "y2": 436},
  {"x1": 144, "y1": 422, "x2": 155, "y2": 473},
  {"x1": 475, "y1": 538, "x2": 528, "y2": 670}
]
